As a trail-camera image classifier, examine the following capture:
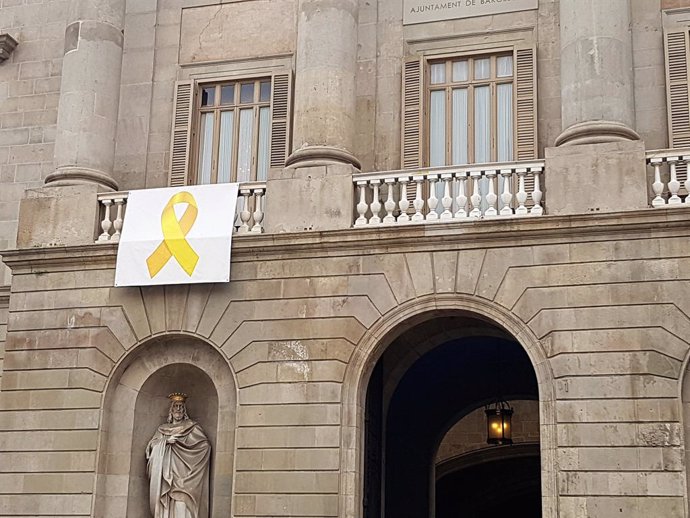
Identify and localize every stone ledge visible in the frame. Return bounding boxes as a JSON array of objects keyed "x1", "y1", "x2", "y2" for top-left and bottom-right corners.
[{"x1": 2, "y1": 207, "x2": 690, "y2": 272}]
